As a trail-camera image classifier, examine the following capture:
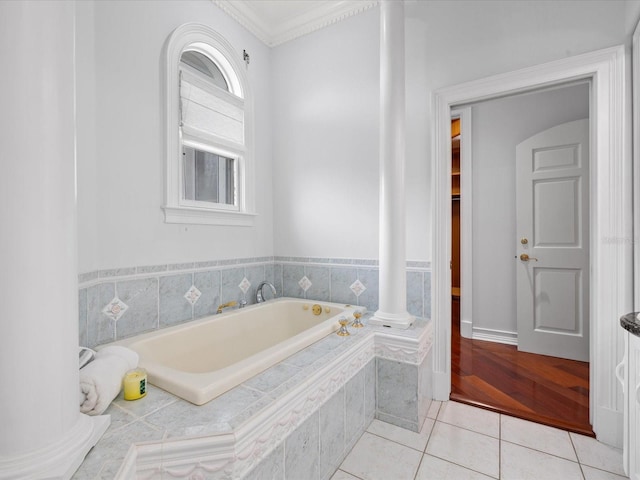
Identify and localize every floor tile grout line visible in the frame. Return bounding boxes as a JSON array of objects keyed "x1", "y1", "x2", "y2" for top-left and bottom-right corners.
[
  {"x1": 577, "y1": 460, "x2": 587, "y2": 480},
  {"x1": 364, "y1": 430, "x2": 426, "y2": 454},
  {"x1": 577, "y1": 463, "x2": 627, "y2": 478},
  {"x1": 568, "y1": 432, "x2": 626, "y2": 477},
  {"x1": 336, "y1": 468, "x2": 365, "y2": 480},
  {"x1": 412, "y1": 453, "x2": 425, "y2": 480},
  {"x1": 500, "y1": 438, "x2": 581, "y2": 464},
  {"x1": 282, "y1": 440, "x2": 287, "y2": 480},
  {"x1": 435, "y1": 416, "x2": 501, "y2": 440},
  {"x1": 441, "y1": 400, "x2": 503, "y2": 438},
  {"x1": 428, "y1": 399, "x2": 442, "y2": 422},
  {"x1": 423, "y1": 418, "x2": 436, "y2": 454},
  {"x1": 335, "y1": 433, "x2": 364, "y2": 480},
  {"x1": 568, "y1": 431, "x2": 582, "y2": 466},
  {"x1": 421, "y1": 450, "x2": 500, "y2": 479}
]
